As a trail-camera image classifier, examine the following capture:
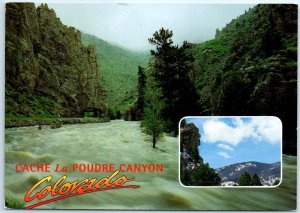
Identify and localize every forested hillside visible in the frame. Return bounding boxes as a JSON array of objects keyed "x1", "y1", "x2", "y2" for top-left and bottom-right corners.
[
  {"x1": 191, "y1": 4, "x2": 297, "y2": 154},
  {"x1": 139, "y1": 4, "x2": 297, "y2": 155},
  {"x1": 81, "y1": 33, "x2": 149, "y2": 114}
]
